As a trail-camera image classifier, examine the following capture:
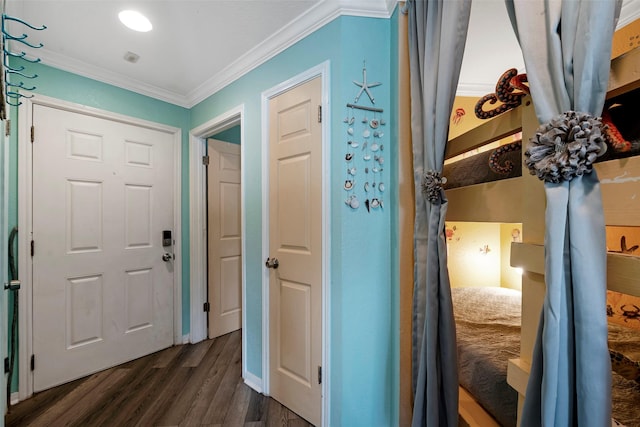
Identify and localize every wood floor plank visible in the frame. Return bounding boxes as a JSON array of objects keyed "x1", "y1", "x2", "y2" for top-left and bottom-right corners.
[
  {"x1": 4, "y1": 330, "x2": 313, "y2": 427},
  {"x1": 288, "y1": 419, "x2": 312, "y2": 427},
  {"x1": 222, "y1": 382, "x2": 253, "y2": 427},
  {"x1": 100, "y1": 346, "x2": 192, "y2": 426},
  {"x1": 30, "y1": 368, "x2": 130, "y2": 426},
  {"x1": 130, "y1": 366, "x2": 194, "y2": 426},
  {"x1": 74, "y1": 346, "x2": 188, "y2": 426},
  {"x1": 153, "y1": 344, "x2": 184, "y2": 368},
  {"x1": 182, "y1": 339, "x2": 214, "y2": 368},
  {"x1": 201, "y1": 340, "x2": 243, "y2": 424},
  {"x1": 156, "y1": 333, "x2": 231, "y2": 426},
  {"x1": 245, "y1": 390, "x2": 269, "y2": 423},
  {"x1": 5, "y1": 376, "x2": 80, "y2": 425},
  {"x1": 266, "y1": 398, "x2": 289, "y2": 427},
  {"x1": 179, "y1": 331, "x2": 242, "y2": 425}
]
